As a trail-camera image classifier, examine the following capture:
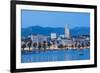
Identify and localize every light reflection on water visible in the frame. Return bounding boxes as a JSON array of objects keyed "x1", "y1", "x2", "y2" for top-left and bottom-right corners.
[{"x1": 21, "y1": 49, "x2": 90, "y2": 63}]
